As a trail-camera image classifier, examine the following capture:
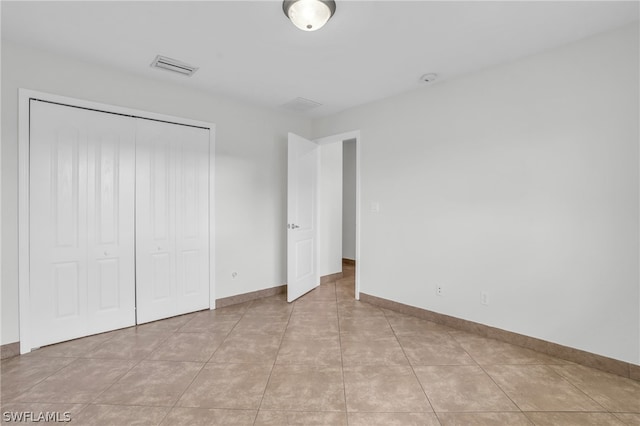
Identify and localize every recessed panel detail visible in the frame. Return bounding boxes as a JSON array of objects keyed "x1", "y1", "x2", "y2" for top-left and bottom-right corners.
[
  {"x1": 54, "y1": 129, "x2": 79, "y2": 248},
  {"x1": 151, "y1": 142, "x2": 170, "y2": 241},
  {"x1": 53, "y1": 262, "x2": 80, "y2": 318},
  {"x1": 182, "y1": 250, "x2": 199, "y2": 295},
  {"x1": 151, "y1": 252, "x2": 171, "y2": 301},
  {"x1": 181, "y1": 149, "x2": 198, "y2": 239},
  {"x1": 97, "y1": 258, "x2": 119, "y2": 311},
  {"x1": 296, "y1": 150, "x2": 315, "y2": 232},
  {"x1": 295, "y1": 239, "x2": 313, "y2": 280},
  {"x1": 97, "y1": 135, "x2": 119, "y2": 245}
]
